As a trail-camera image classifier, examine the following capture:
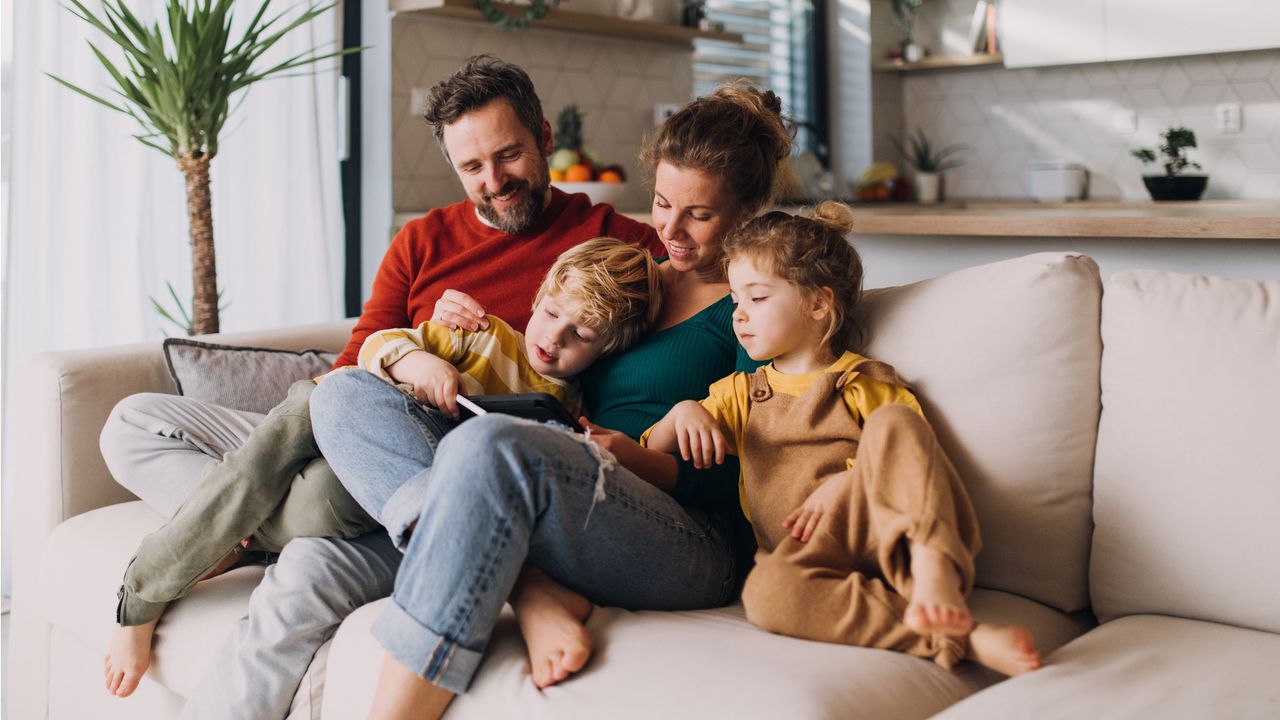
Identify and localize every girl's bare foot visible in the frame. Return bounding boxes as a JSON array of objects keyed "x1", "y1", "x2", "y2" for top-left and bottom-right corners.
[
  {"x1": 969, "y1": 623, "x2": 1042, "y2": 676},
  {"x1": 904, "y1": 544, "x2": 973, "y2": 636},
  {"x1": 103, "y1": 617, "x2": 158, "y2": 697},
  {"x1": 510, "y1": 568, "x2": 594, "y2": 689}
]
